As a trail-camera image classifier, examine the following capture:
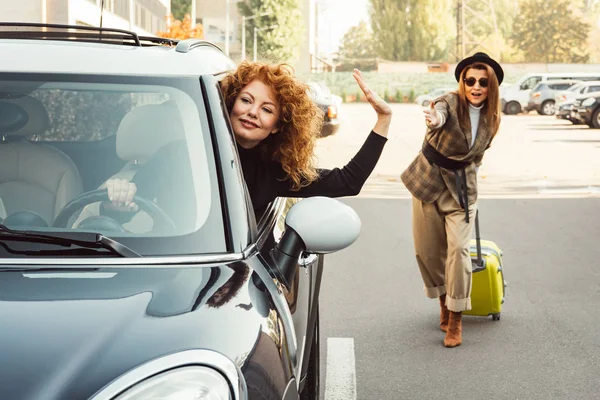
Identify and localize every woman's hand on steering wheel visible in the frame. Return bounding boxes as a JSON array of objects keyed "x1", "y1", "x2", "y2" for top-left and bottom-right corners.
[{"x1": 104, "y1": 179, "x2": 139, "y2": 212}]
